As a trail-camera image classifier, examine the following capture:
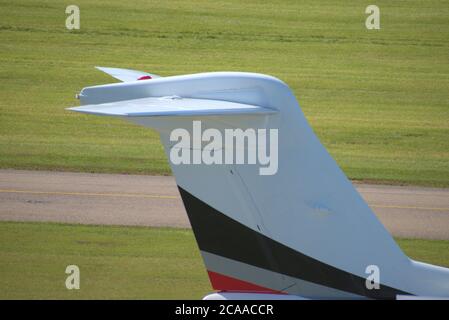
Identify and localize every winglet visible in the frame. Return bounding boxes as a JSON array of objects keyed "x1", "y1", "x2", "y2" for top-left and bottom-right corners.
[{"x1": 95, "y1": 66, "x2": 161, "y2": 82}]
